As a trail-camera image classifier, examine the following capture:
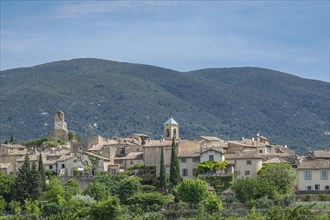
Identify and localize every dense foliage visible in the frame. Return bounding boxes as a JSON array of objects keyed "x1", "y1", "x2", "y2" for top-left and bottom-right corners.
[
  {"x1": 1, "y1": 58, "x2": 329, "y2": 153},
  {"x1": 196, "y1": 160, "x2": 227, "y2": 175},
  {"x1": 257, "y1": 163, "x2": 298, "y2": 194}
]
